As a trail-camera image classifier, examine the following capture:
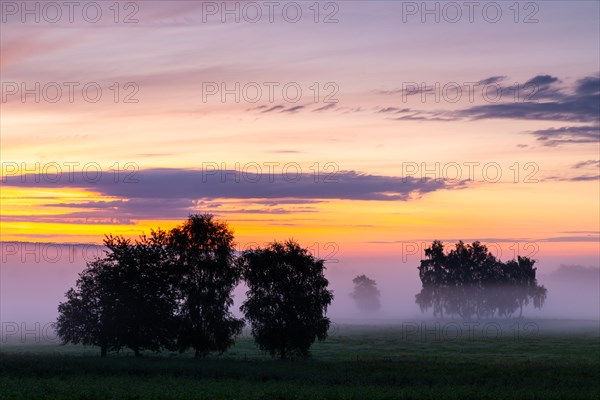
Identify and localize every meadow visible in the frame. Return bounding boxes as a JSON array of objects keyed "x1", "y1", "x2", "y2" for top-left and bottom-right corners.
[{"x1": 1, "y1": 320, "x2": 598, "y2": 400}]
